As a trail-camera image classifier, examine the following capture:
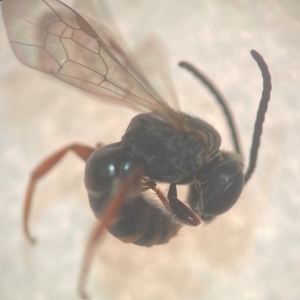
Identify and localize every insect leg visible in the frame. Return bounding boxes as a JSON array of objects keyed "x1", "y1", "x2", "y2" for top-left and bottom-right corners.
[
  {"x1": 78, "y1": 167, "x2": 143, "y2": 300},
  {"x1": 23, "y1": 144, "x2": 95, "y2": 244},
  {"x1": 167, "y1": 184, "x2": 201, "y2": 226},
  {"x1": 141, "y1": 179, "x2": 170, "y2": 210},
  {"x1": 143, "y1": 180, "x2": 200, "y2": 226}
]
